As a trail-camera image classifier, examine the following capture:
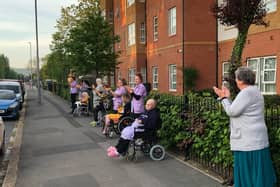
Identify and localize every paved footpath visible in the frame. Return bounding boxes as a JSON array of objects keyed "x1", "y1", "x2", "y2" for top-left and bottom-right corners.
[{"x1": 16, "y1": 89, "x2": 224, "y2": 187}]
